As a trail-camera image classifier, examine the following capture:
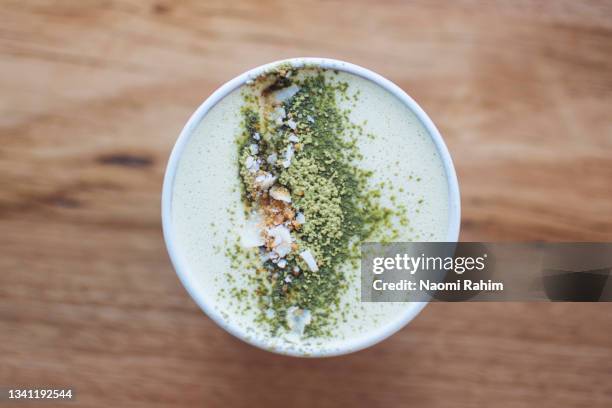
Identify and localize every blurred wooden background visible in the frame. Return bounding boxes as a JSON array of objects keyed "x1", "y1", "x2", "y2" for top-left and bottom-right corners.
[{"x1": 1, "y1": 1, "x2": 611, "y2": 407}]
